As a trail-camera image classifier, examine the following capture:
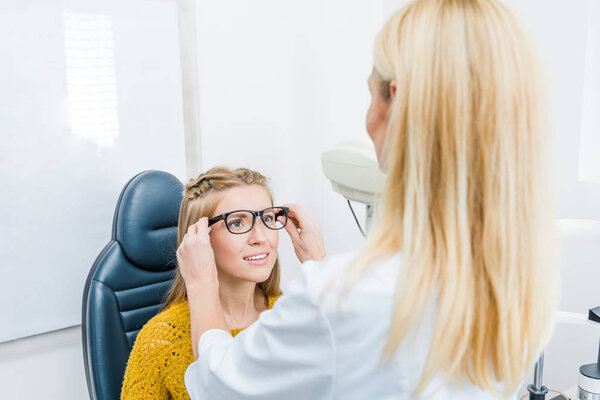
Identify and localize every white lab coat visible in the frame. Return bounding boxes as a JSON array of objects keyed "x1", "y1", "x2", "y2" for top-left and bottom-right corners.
[{"x1": 184, "y1": 251, "x2": 515, "y2": 400}]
